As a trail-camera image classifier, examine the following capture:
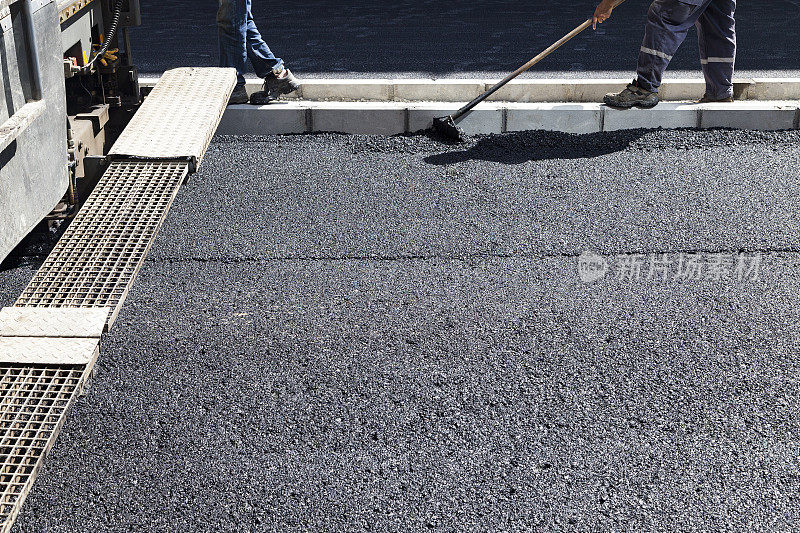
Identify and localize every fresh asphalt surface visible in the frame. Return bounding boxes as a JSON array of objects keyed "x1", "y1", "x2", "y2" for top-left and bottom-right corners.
[
  {"x1": 131, "y1": 0, "x2": 800, "y2": 79},
  {"x1": 4, "y1": 129, "x2": 800, "y2": 531}
]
